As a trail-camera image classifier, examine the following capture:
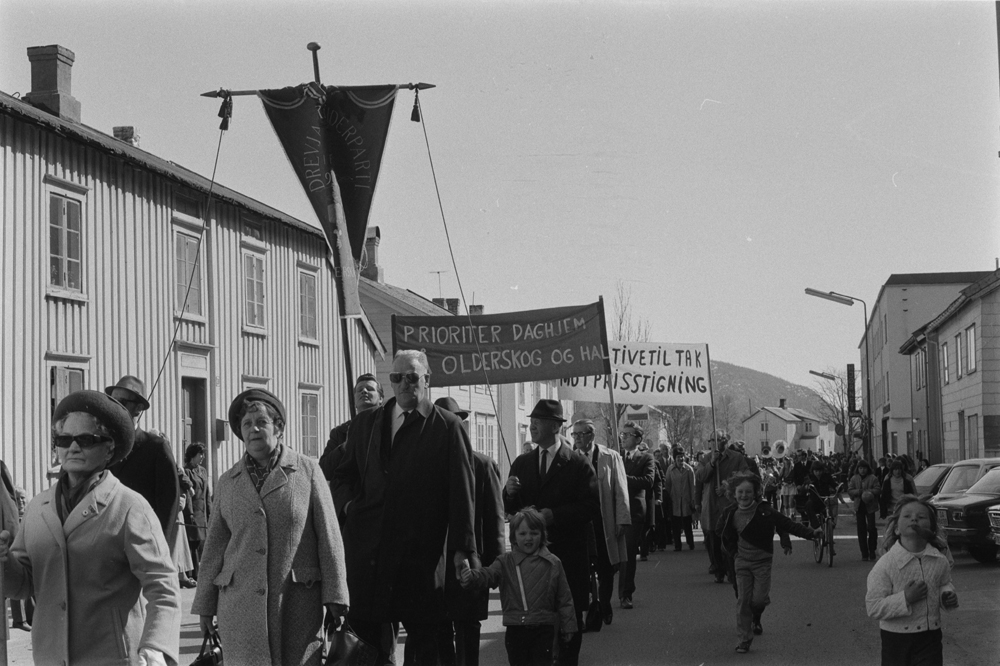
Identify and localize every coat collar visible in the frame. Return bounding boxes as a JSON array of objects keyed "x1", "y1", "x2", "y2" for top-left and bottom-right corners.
[
  {"x1": 512, "y1": 545, "x2": 559, "y2": 566},
  {"x1": 227, "y1": 443, "x2": 299, "y2": 479},
  {"x1": 886, "y1": 541, "x2": 947, "y2": 568},
  {"x1": 45, "y1": 472, "x2": 121, "y2": 539}
]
